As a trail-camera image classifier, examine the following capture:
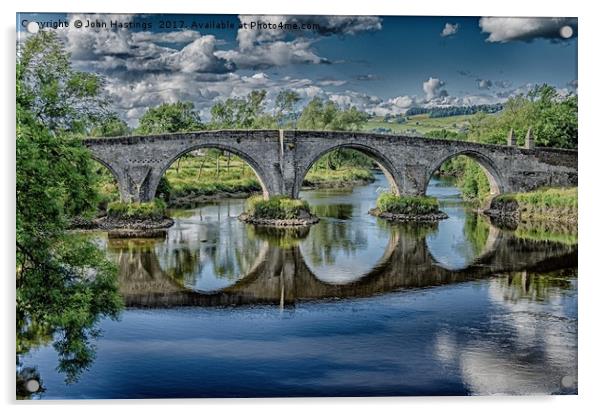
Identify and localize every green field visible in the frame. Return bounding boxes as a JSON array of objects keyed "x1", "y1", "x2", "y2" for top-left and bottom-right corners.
[{"x1": 364, "y1": 113, "x2": 489, "y2": 136}]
